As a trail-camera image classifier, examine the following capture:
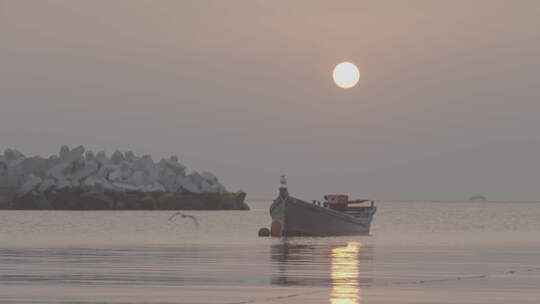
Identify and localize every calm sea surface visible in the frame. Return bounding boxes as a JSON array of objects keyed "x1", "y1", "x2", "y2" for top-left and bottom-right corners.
[{"x1": 1, "y1": 200, "x2": 540, "y2": 304}]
